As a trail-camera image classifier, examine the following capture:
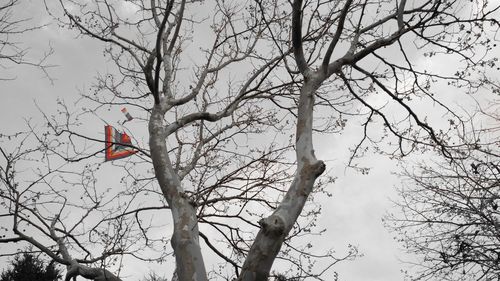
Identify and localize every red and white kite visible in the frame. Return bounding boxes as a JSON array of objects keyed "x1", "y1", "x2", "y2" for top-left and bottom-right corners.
[{"x1": 104, "y1": 125, "x2": 138, "y2": 161}]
